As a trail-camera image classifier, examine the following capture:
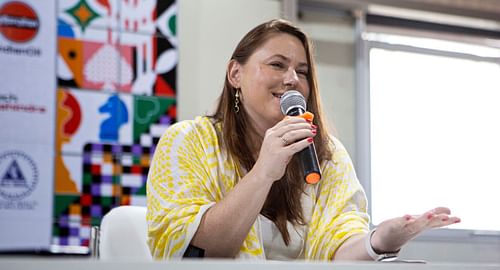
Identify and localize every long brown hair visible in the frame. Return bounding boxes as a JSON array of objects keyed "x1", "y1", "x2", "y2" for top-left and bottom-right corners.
[{"x1": 210, "y1": 19, "x2": 334, "y2": 245}]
